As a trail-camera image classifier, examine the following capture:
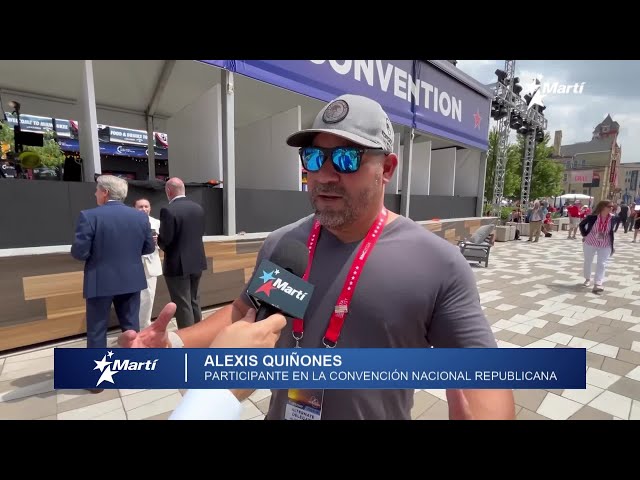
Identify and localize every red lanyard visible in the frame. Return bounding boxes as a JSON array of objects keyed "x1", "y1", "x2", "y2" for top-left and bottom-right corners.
[
  {"x1": 292, "y1": 208, "x2": 388, "y2": 348},
  {"x1": 597, "y1": 215, "x2": 609, "y2": 233}
]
